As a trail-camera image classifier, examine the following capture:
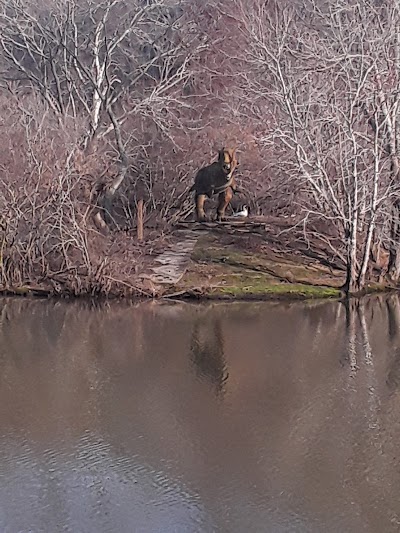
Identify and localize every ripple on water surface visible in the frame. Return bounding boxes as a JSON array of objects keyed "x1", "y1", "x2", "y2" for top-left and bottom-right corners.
[{"x1": 0, "y1": 296, "x2": 399, "y2": 532}]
